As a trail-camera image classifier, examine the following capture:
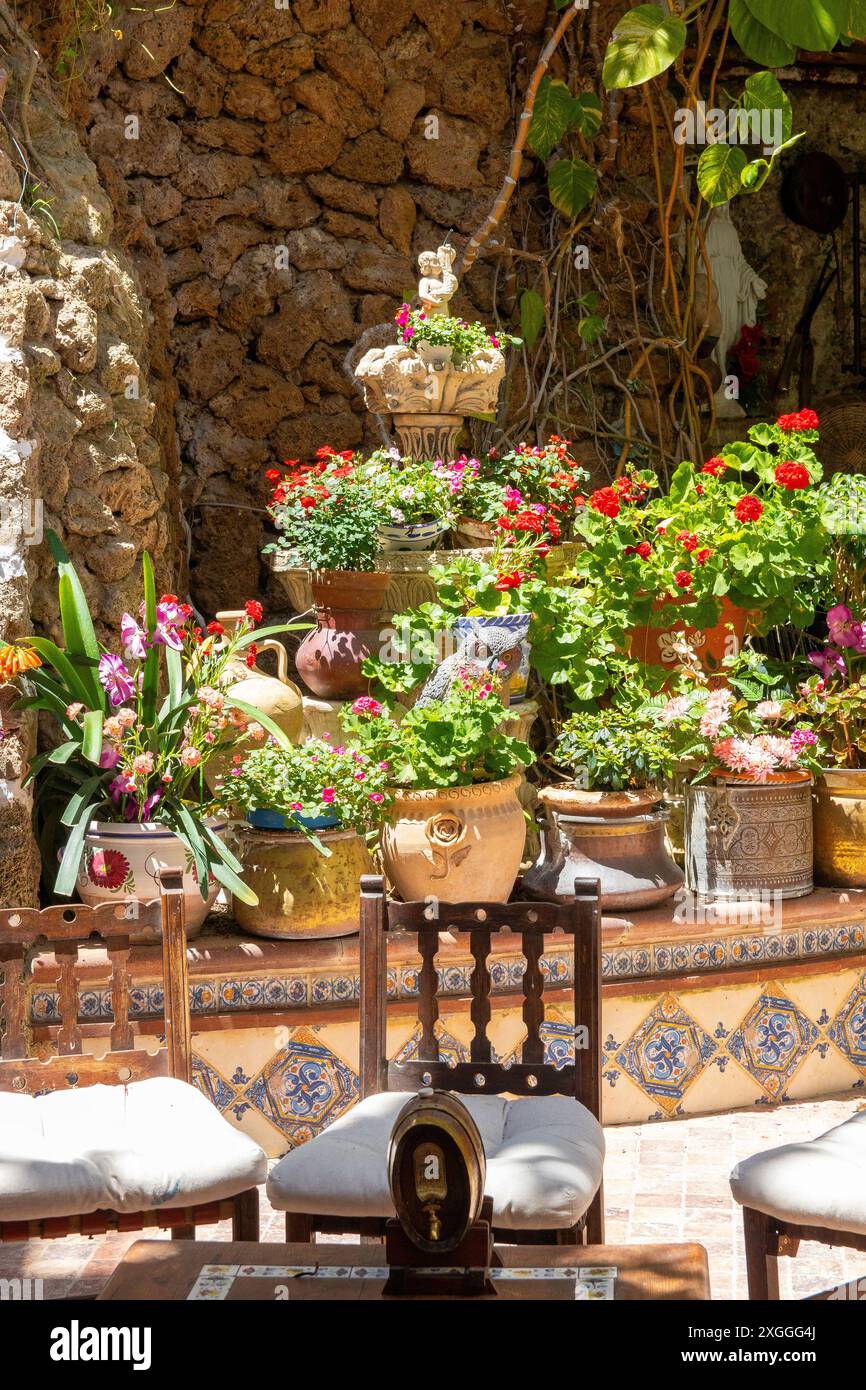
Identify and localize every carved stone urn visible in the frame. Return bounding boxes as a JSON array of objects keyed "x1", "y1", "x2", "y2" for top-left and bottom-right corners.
[{"x1": 354, "y1": 242, "x2": 506, "y2": 460}]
